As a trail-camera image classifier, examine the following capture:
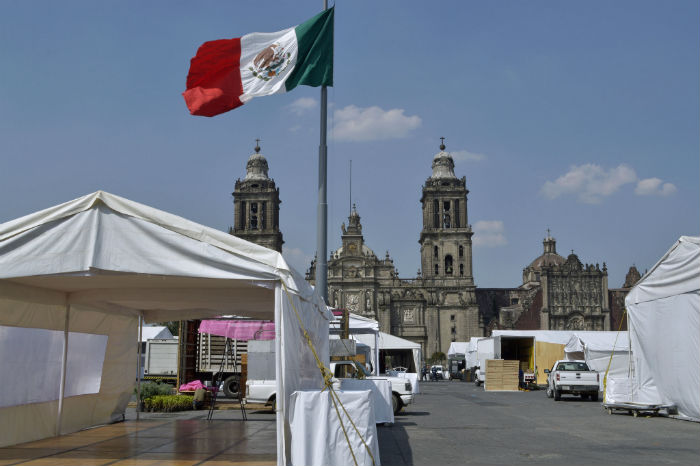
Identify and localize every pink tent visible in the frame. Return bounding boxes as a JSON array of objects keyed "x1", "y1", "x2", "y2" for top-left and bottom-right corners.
[{"x1": 199, "y1": 319, "x2": 275, "y2": 341}]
